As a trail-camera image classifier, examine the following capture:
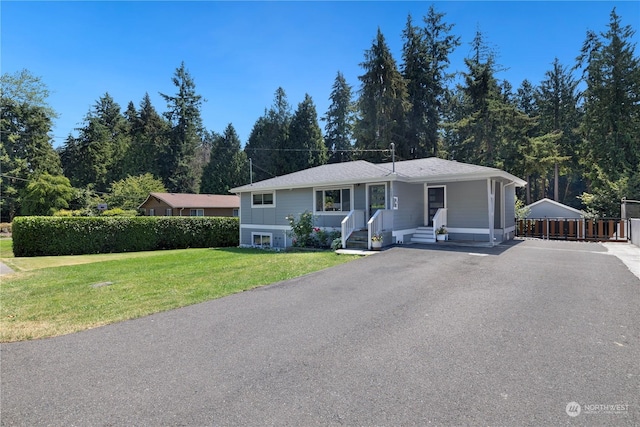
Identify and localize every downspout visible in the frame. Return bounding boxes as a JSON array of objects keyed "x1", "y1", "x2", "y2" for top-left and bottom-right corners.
[{"x1": 487, "y1": 179, "x2": 495, "y2": 247}]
